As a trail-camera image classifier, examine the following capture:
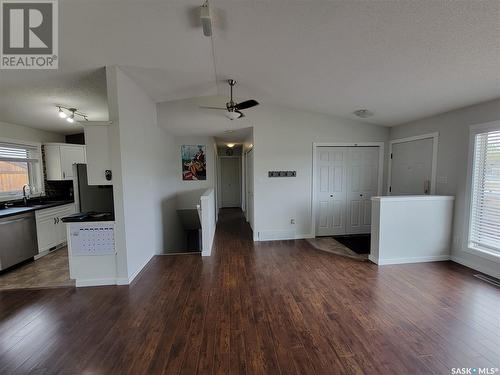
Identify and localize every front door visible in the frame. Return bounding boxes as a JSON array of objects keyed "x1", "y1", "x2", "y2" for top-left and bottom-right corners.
[{"x1": 390, "y1": 138, "x2": 433, "y2": 195}]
